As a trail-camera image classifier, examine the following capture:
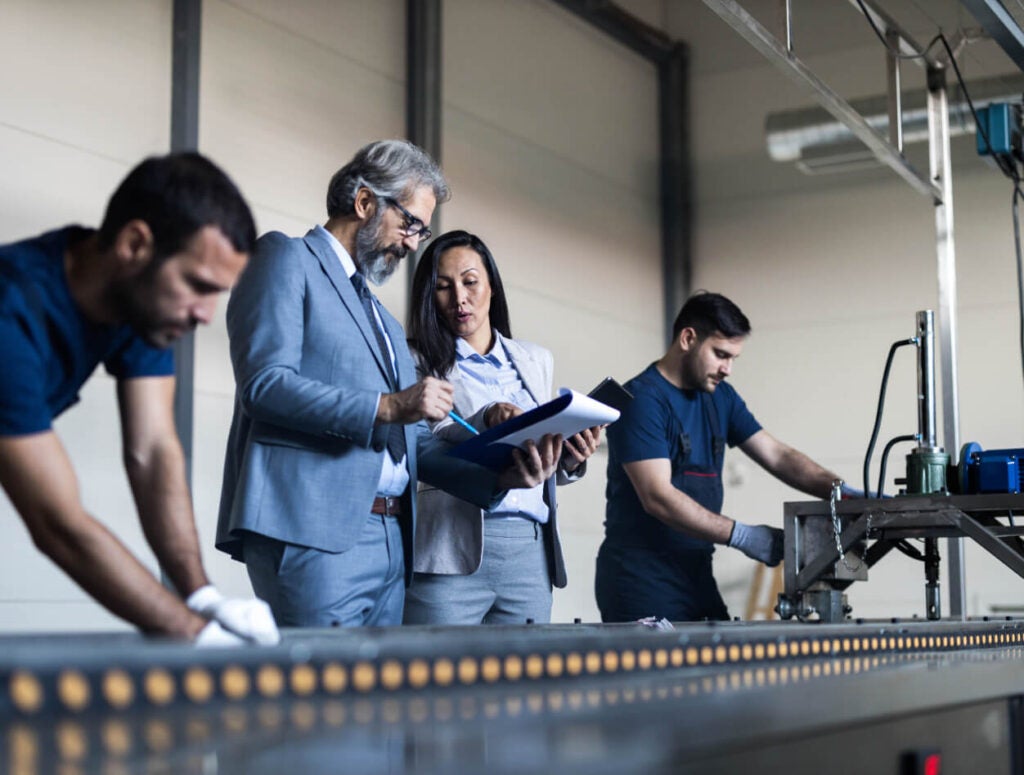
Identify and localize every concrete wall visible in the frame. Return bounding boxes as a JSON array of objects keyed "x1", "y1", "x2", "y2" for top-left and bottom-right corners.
[
  {"x1": 0, "y1": 0, "x2": 660, "y2": 629},
  {"x1": 441, "y1": 0, "x2": 661, "y2": 623}
]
